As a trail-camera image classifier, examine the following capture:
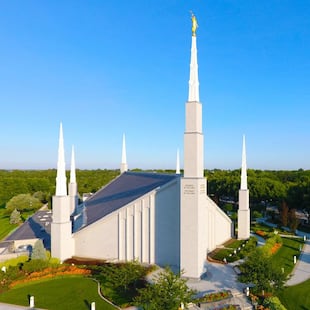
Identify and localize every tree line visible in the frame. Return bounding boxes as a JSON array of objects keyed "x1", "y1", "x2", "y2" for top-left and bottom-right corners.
[
  {"x1": 0, "y1": 168, "x2": 309, "y2": 213},
  {"x1": 206, "y1": 168, "x2": 310, "y2": 212},
  {"x1": 0, "y1": 169, "x2": 119, "y2": 208}
]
